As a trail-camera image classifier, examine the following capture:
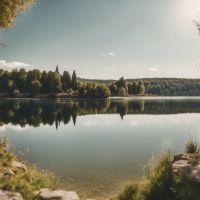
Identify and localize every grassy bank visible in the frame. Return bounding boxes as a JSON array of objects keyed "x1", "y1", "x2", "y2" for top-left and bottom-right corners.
[
  {"x1": 114, "y1": 140, "x2": 200, "y2": 200},
  {"x1": 1, "y1": 137, "x2": 200, "y2": 200},
  {"x1": 0, "y1": 138, "x2": 57, "y2": 200}
]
